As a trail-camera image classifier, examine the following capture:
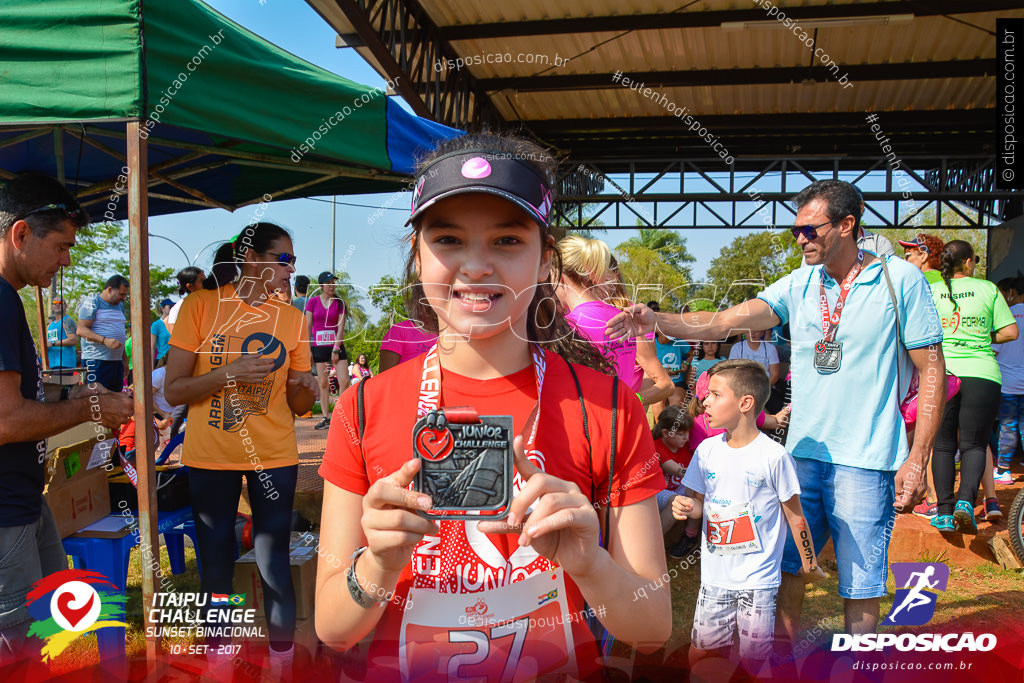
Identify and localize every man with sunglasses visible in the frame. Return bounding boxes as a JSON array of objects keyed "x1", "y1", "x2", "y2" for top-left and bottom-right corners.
[
  {"x1": 0, "y1": 173, "x2": 134, "y2": 660},
  {"x1": 607, "y1": 179, "x2": 945, "y2": 657}
]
